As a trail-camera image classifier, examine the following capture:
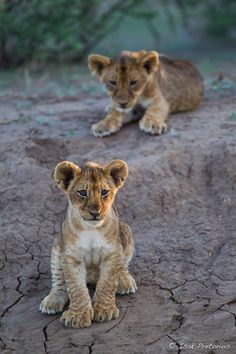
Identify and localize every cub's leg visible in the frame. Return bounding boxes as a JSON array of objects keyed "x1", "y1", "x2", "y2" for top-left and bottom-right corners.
[
  {"x1": 39, "y1": 240, "x2": 68, "y2": 315},
  {"x1": 93, "y1": 254, "x2": 121, "y2": 322},
  {"x1": 139, "y1": 94, "x2": 169, "y2": 135},
  {"x1": 92, "y1": 108, "x2": 124, "y2": 137},
  {"x1": 60, "y1": 256, "x2": 93, "y2": 328}
]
